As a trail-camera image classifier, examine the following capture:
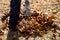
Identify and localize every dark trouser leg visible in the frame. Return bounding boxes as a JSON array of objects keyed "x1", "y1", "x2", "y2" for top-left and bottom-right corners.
[
  {"x1": 9, "y1": 0, "x2": 21, "y2": 30},
  {"x1": 7, "y1": 0, "x2": 21, "y2": 40}
]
